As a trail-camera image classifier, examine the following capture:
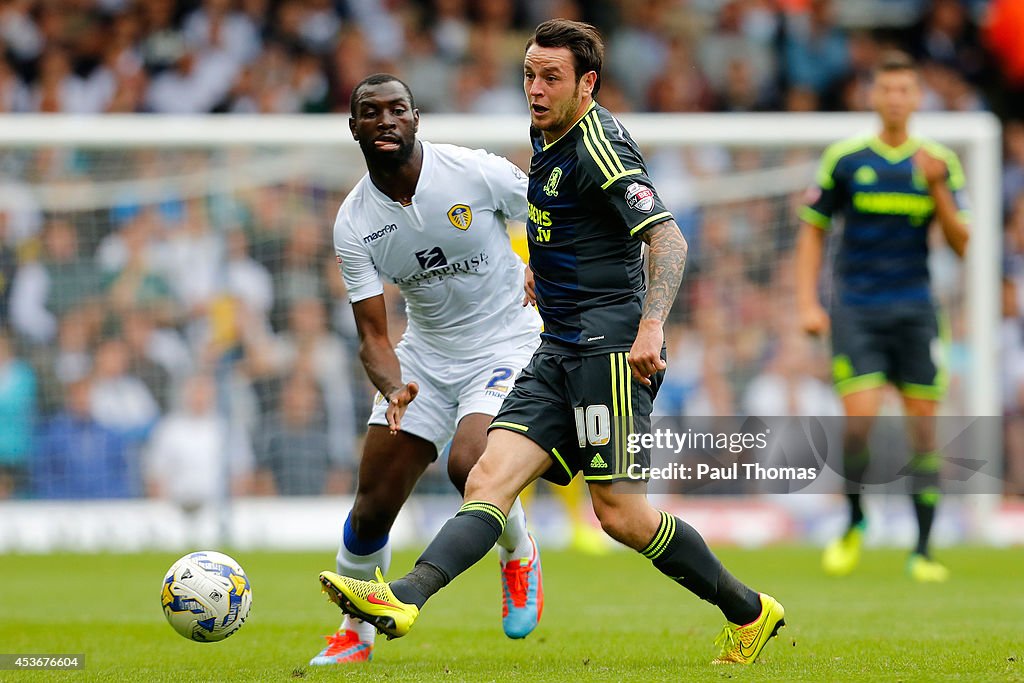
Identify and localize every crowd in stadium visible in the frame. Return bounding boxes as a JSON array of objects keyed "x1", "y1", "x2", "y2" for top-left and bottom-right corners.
[{"x1": 1, "y1": 0, "x2": 1024, "y2": 500}]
